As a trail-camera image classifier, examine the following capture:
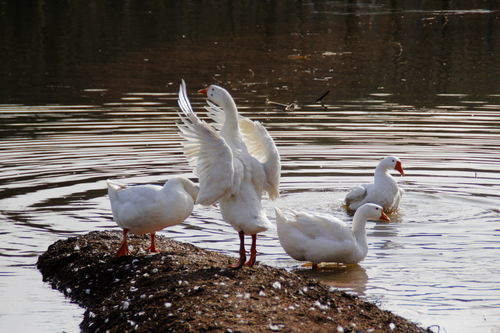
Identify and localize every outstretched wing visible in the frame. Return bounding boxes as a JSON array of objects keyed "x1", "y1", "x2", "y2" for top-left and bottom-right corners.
[
  {"x1": 239, "y1": 117, "x2": 280, "y2": 200},
  {"x1": 204, "y1": 100, "x2": 225, "y2": 131},
  {"x1": 203, "y1": 90, "x2": 280, "y2": 199},
  {"x1": 177, "y1": 80, "x2": 234, "y2": 205}
]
